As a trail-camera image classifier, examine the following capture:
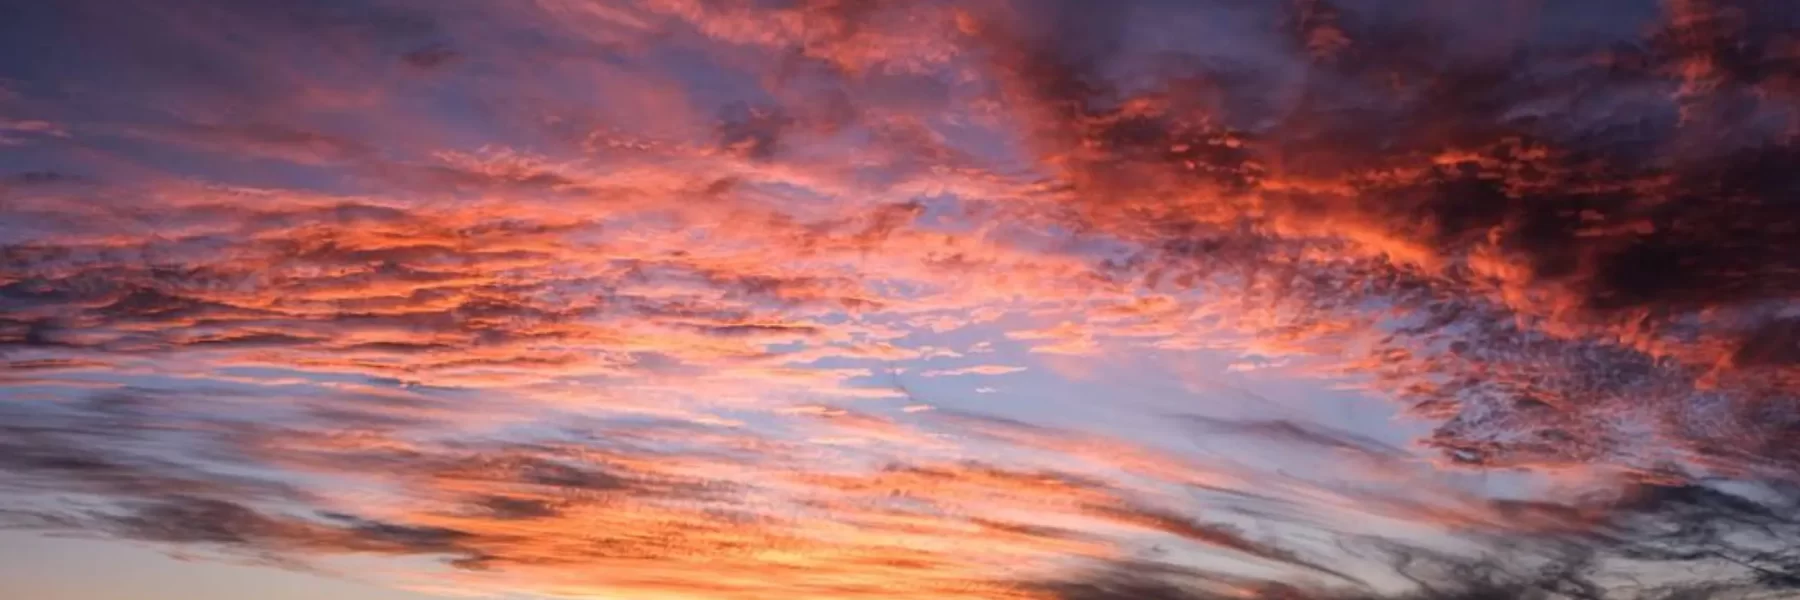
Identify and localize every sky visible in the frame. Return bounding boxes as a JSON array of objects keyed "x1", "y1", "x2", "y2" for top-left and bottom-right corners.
[{"x1": 1, "y1": 1, "x2": 1798, "y2": 599}]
